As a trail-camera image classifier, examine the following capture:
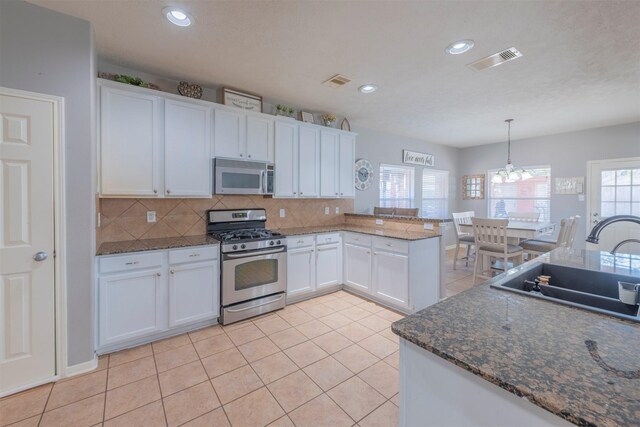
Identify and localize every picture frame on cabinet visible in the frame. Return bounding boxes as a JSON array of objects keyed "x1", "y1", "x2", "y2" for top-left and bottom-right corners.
[
  {"x1": 222, "y1": 87, "x2": 263, "y2": 112},
  {"x1": 341, "y1": 118, "x2": 351, "y2": 131},
  {"x1": 300, "y1": 111, "x2": 315, "y2": 124}
]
